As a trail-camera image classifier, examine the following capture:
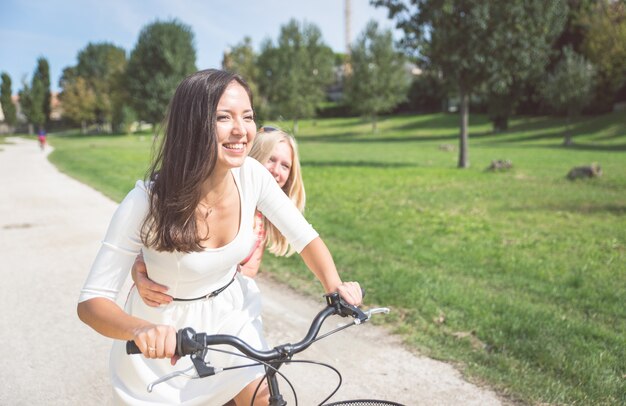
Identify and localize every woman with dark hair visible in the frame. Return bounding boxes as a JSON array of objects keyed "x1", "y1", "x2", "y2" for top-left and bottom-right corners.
[
  {"x1": 77, "y1": 69, "x2": 362, "y2": 405},
  {"x1": 131, "y1": 126, "x2": 308, "y2": 306}
]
